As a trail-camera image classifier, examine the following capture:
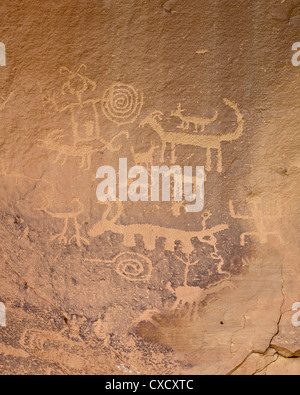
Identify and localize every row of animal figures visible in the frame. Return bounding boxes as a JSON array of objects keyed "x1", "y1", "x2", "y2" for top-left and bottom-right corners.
[{"x1": 39, "y1": 97, "x2": 244, "y2": 174}]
